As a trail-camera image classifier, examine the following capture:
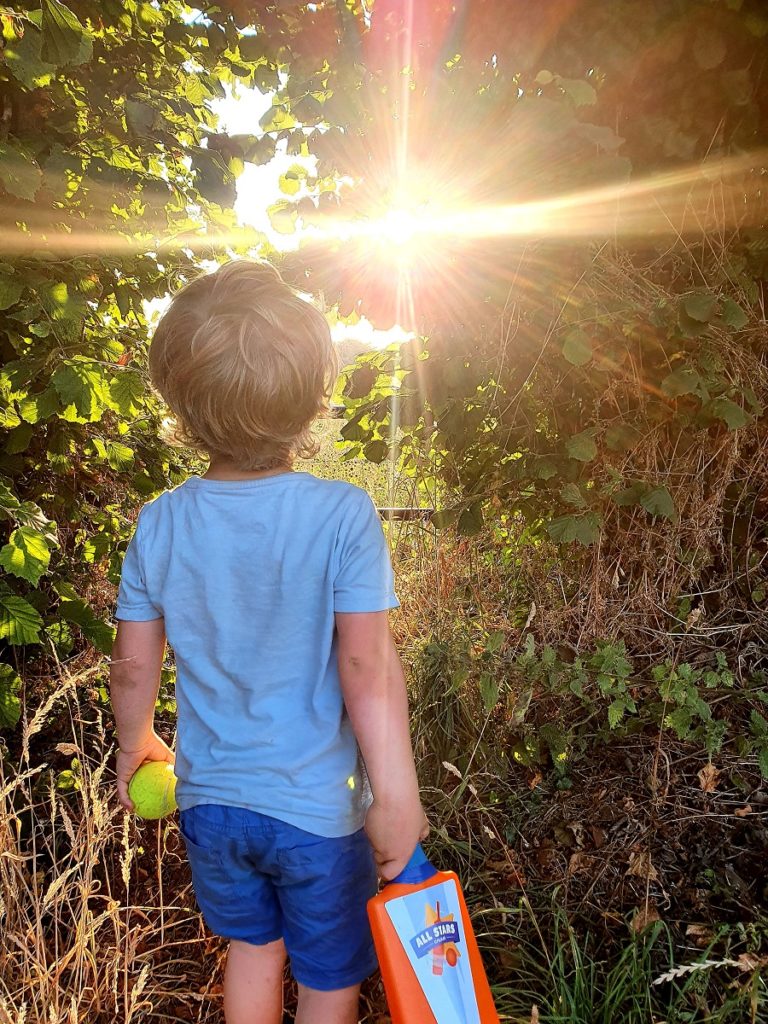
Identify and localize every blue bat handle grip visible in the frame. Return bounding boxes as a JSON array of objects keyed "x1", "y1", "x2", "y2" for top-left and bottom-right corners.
[{"x1": 389, "y1": 843, "x2": 438, "y2": 885}]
